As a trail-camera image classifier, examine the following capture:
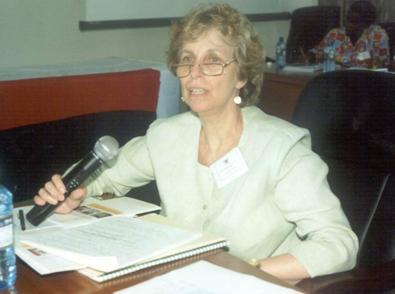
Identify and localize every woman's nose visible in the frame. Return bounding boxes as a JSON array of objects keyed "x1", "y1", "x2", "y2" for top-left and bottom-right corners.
[{"x1": 190, "y1": 64, "x2": 202, "y2": 78}]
